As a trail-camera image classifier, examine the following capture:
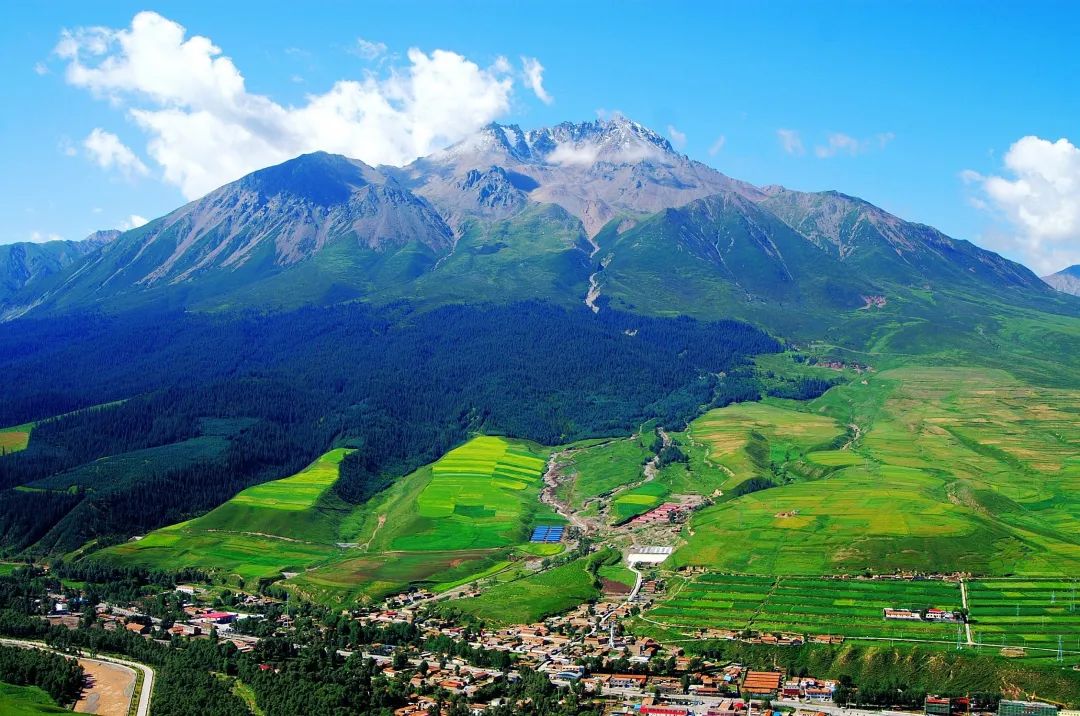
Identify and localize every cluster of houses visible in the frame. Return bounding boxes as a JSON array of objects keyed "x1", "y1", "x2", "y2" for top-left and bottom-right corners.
[
  {"x1": 627, "y1": 503, "x2": 689, "y2": 527},
  {"x1": 691, "y1": 627, "x2": 842, "y2": 648},
  {"x1": 883, "y1": 607, "x2": 964, "y2": 622}
]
